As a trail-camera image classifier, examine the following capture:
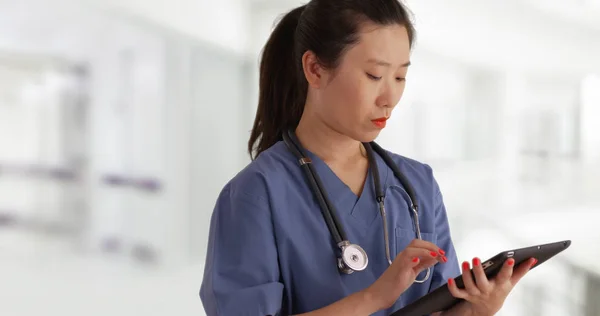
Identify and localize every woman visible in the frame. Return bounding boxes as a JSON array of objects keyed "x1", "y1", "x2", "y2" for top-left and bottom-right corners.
[{"x1": 200, "y1": 0, "x2": 536, "y2": 315}]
